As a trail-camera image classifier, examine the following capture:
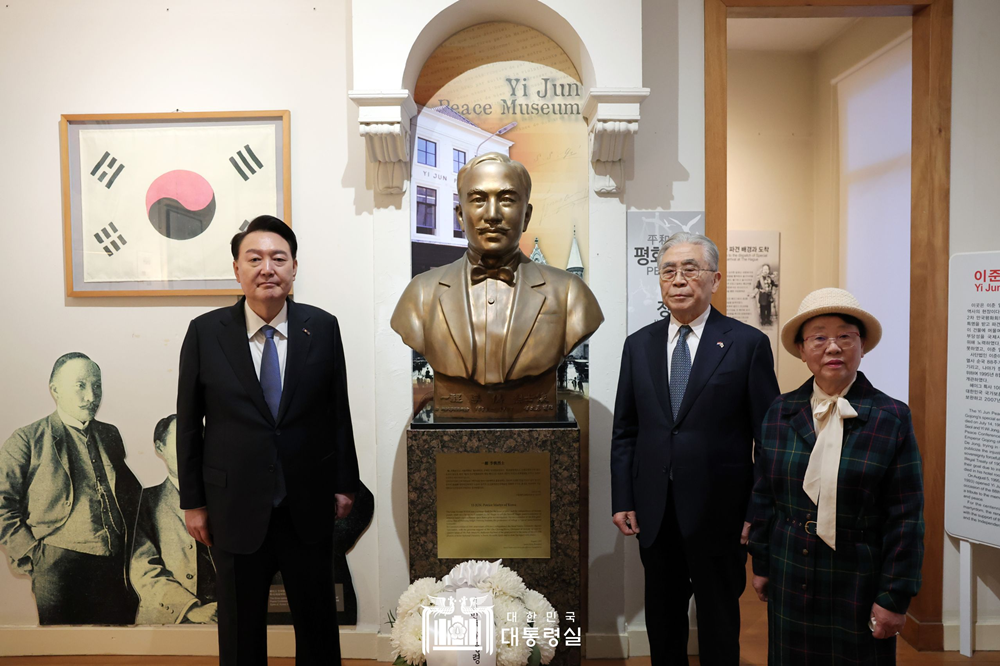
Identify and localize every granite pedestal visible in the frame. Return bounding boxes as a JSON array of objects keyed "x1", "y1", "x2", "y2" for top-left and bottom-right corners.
[{"x1": 407, "y1": 404, "x2": 582, "y2": 666}]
